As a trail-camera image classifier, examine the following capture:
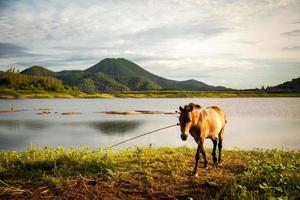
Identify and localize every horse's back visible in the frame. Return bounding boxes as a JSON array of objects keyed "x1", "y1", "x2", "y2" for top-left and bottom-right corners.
[
  {"x1": 203, "y1": 106, "x2": 226, "y2": 138},
  {"x1": 209, "y1": 106, "x2": 226, "y2": 125}
]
